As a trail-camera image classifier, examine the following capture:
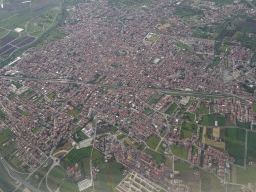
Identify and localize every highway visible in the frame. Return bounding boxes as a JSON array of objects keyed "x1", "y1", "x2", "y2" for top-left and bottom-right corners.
[{"x1": 0, "y1": 154, "x2": 39, "y2": 192}]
